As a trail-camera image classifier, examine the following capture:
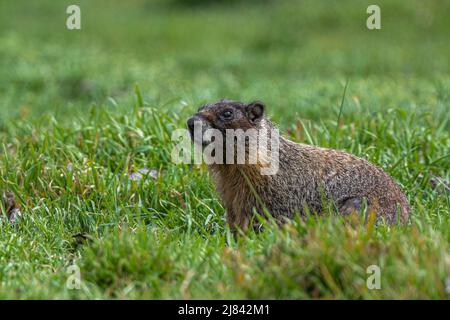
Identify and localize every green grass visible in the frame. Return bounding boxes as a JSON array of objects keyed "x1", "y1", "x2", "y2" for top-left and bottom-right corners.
[{"x1": 0, "y1": 0, "x2": 449, "y2": 299}]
